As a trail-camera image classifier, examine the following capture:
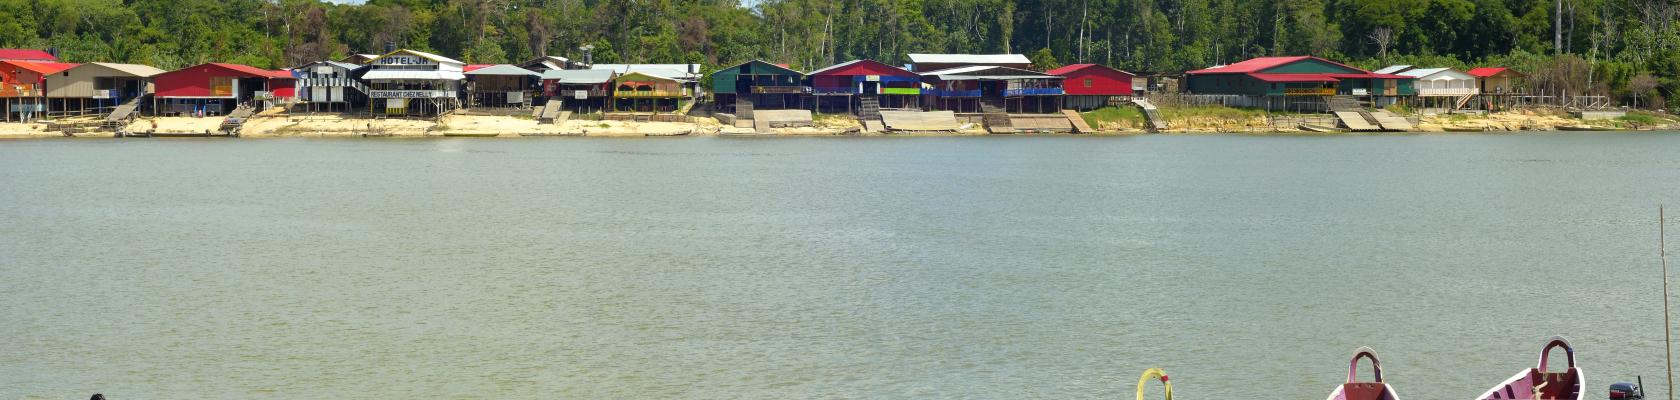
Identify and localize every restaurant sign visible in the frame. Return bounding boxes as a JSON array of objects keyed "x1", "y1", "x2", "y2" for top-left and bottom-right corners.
[{"x1": 370, "y1": 90, "x2": 453, "y2": 99}]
